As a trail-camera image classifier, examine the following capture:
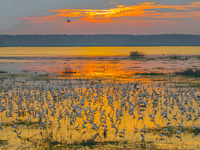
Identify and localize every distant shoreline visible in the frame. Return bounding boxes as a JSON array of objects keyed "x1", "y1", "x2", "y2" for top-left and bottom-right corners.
[
  {"x1": 1, "y1": 34, "x2": 200, "y2": 47},
  {"x1": 1, "y1": 45, "x2": 200, "y2": 47}
]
